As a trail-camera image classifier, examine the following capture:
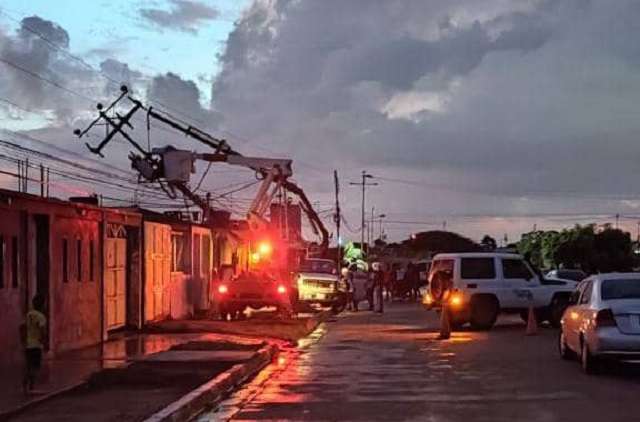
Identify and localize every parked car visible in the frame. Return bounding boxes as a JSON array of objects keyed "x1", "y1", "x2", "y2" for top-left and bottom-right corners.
[
  {"x1": 546, "y1": 269, "x2": 587, "y2": 283},
  {"x1": 559, "y1": 273, "x2": 640, "y2": 374},
  {"x1": 423, "y1": 253, "x2": 575, "y2": 330}
]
